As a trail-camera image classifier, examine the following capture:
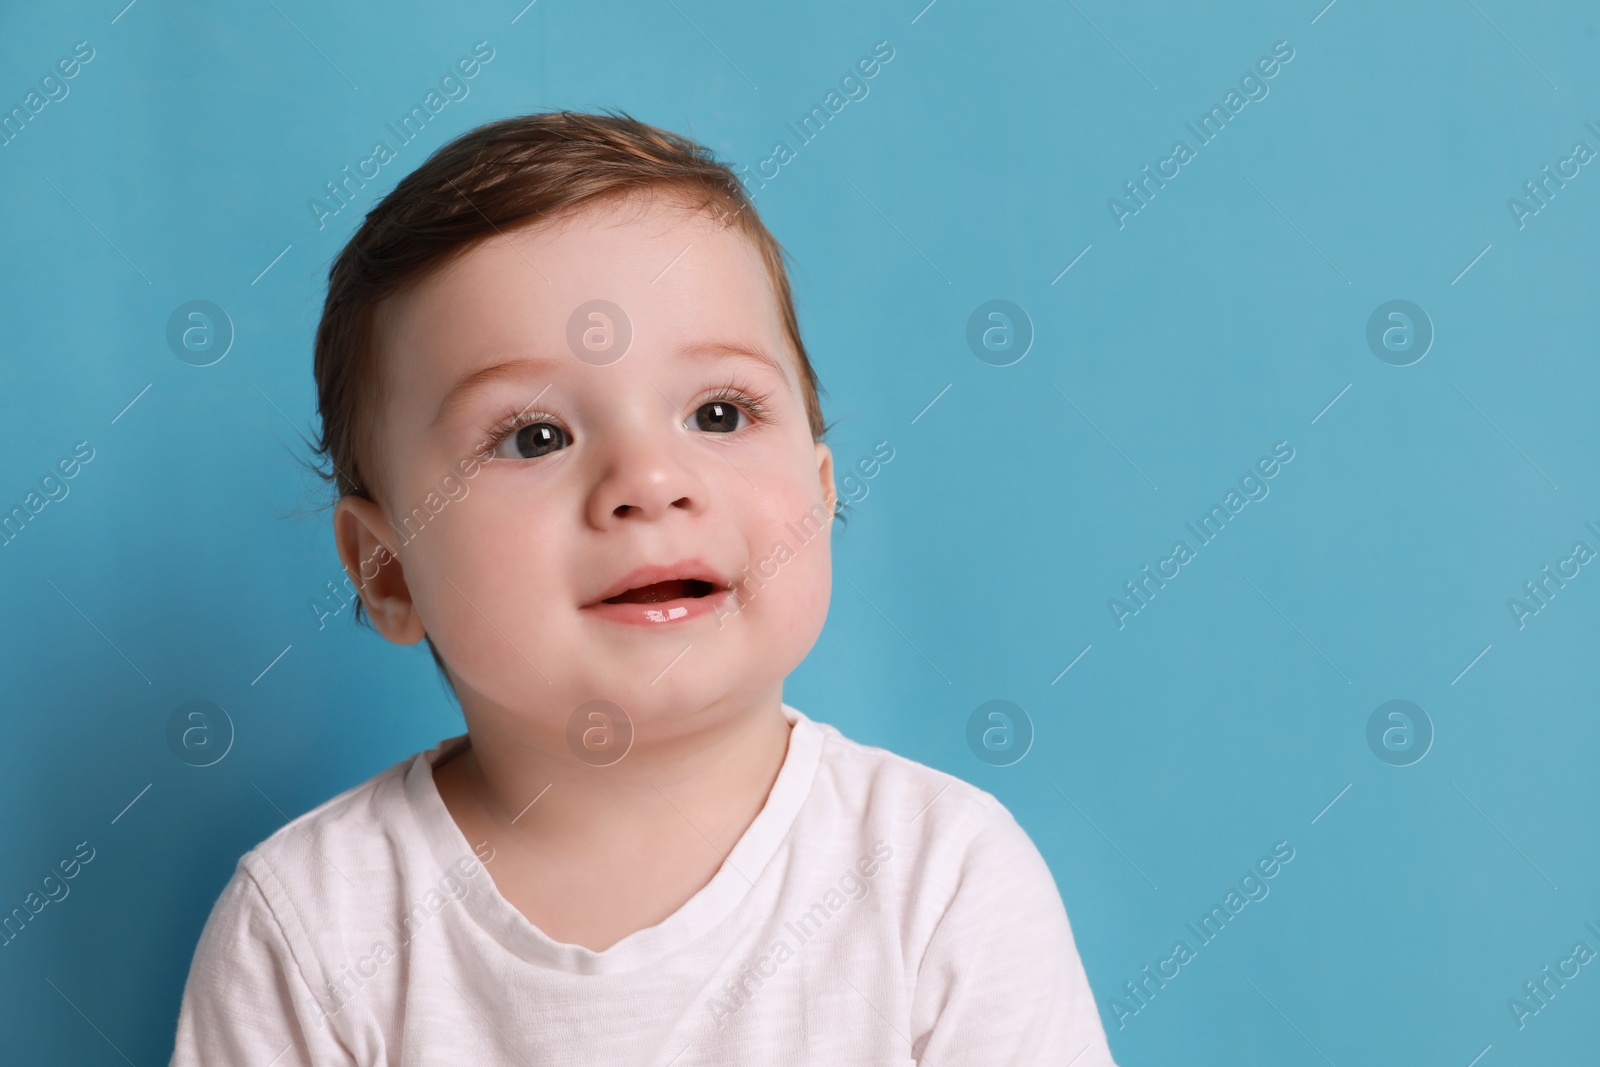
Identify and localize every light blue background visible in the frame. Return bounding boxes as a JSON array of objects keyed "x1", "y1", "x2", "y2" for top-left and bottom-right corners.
[{"x1": 2, "y1": 0, "x2": 1597, "y2": 1063}]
